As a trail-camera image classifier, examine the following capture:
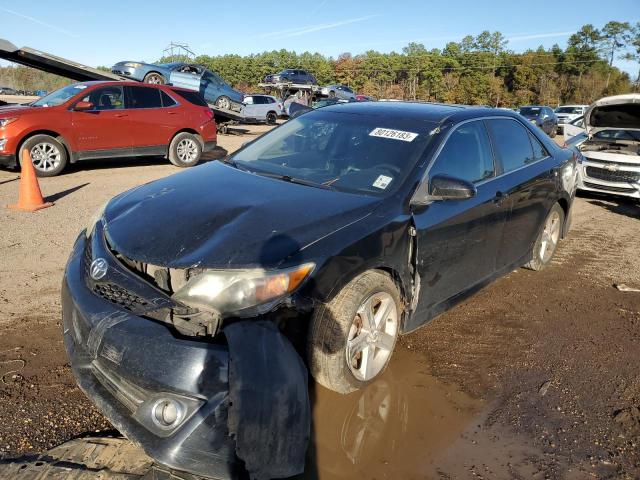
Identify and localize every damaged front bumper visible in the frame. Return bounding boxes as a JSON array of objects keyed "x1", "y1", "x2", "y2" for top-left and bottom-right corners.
[
  {"x1": 62, "y1": 234, "x2": 239, "y2": 479},
  {"x1": 62, "y1": 232, "x2": 310, "y2": 479}
]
